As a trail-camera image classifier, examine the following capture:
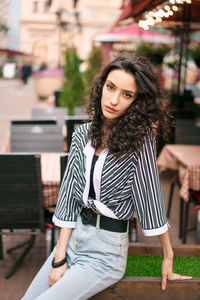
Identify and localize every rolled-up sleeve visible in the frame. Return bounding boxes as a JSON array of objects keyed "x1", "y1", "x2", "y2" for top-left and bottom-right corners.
[
  {"x1": 131, "y1": 135, "x2": 169, "y2": 236},
  {"x1": 52, "y1": 133, "x2": 81, "y2": 228}
]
